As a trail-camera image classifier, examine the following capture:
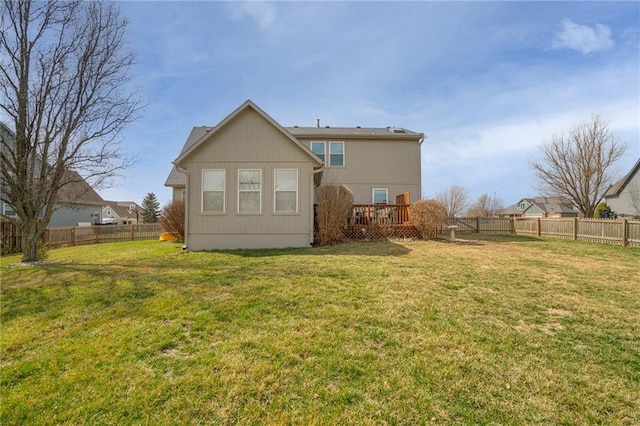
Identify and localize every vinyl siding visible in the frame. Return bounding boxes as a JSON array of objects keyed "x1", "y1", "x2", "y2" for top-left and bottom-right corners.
[
  {"x1": 184, "y1": 108, "x2": 315, "y2": 250},
  {"x1": 298, "y1": 137, "x2": 421, "y2": 204},
  {"x1": 606, "y1": 171, "x2": 640, "y2": 216}
]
